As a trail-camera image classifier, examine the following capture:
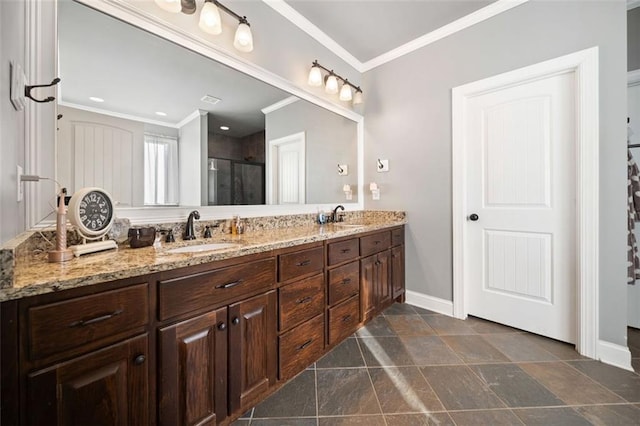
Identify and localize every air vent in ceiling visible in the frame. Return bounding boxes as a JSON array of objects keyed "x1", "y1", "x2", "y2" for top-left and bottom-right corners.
[{"x1": 201, "y1": 95, "x2": 221, "y2": 105}]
